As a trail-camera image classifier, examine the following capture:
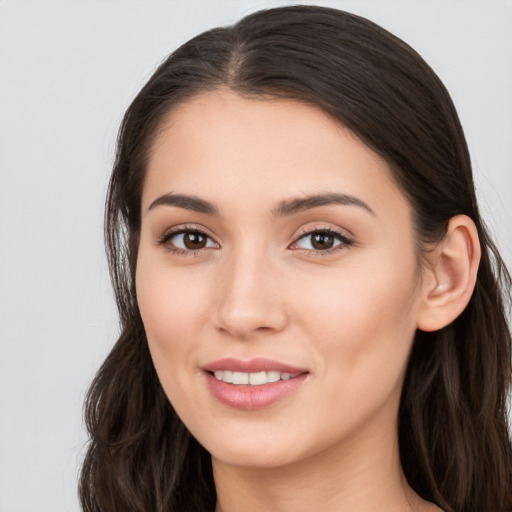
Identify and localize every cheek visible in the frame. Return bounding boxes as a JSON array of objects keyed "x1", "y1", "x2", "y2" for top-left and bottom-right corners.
[
  {"x1": 135, "y1": 262, "x2": 214, "y2": 429},
  {"x1": 135, "y1": 250, "x2": 211, "y2": 383},
  {"x1": 298, "y1": 251, "x2": 420, "y2": 389}
]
